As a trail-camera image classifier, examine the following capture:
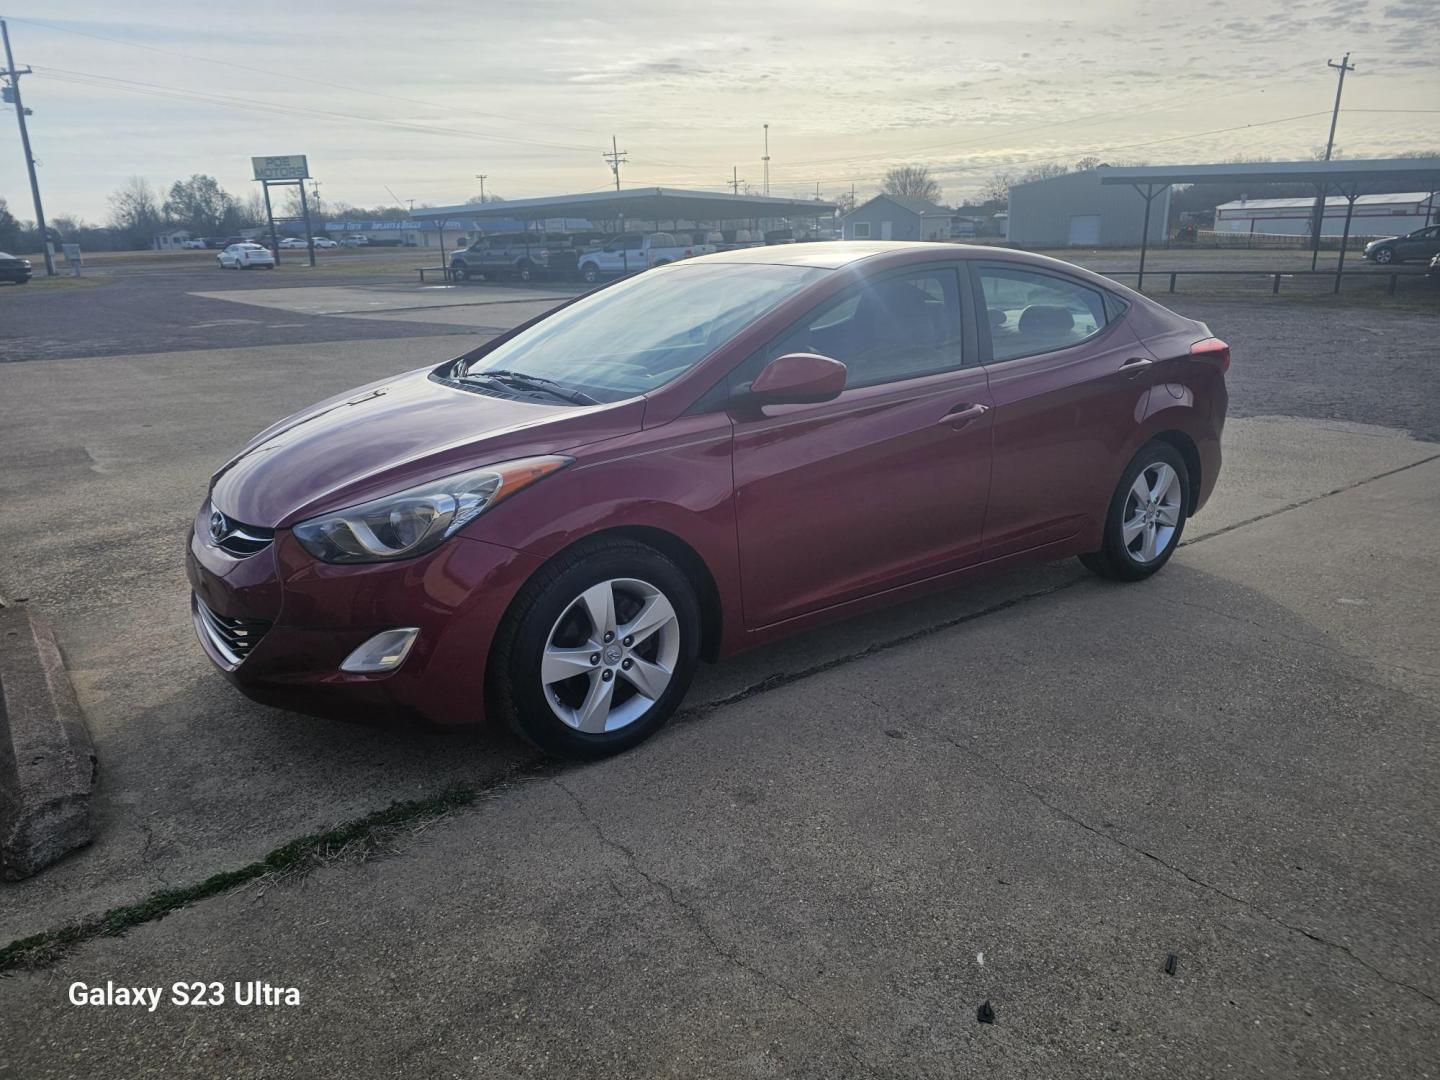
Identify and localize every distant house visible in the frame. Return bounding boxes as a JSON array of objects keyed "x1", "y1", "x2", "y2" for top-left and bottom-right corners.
[
  {"x1": 840, "y1": 195, "x2": 954, "y2": 242},
  {"x1": 152, "y1": 228, "x2": 192, "y2": 251}
]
